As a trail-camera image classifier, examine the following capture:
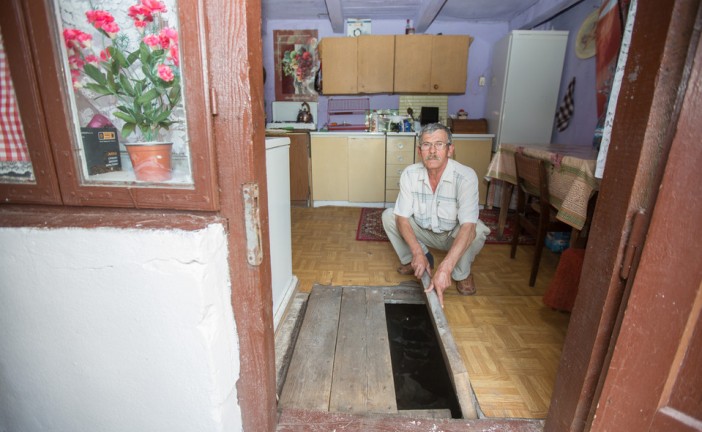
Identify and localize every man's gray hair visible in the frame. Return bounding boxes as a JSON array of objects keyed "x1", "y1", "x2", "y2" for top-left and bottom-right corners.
[{"x1": 418, "y1": 123, "x2": 452, "y2": 145}]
